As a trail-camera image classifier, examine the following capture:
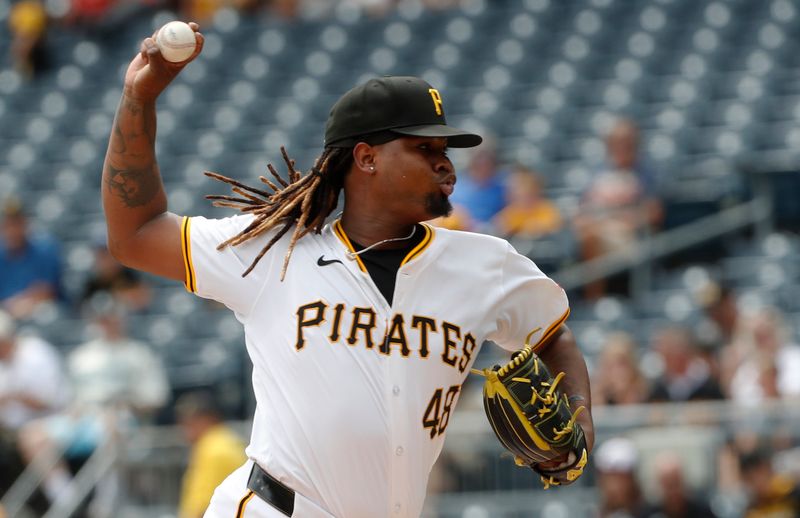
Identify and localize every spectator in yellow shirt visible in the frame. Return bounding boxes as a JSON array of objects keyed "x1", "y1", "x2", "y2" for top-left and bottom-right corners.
[
  {"x1": 176, "y1": 392, "x2": 246, "y2": 518},
  {"x1": 427, "y1": 204, "x2": 473, "y2": 232},
  {"x1": 8, "y1": 0, "x2": 48, "y2": 78},
  {"x1": 493, "y1": 166, "x2": 562, "y2": 239},
  {"x1": 739, "y1": 447, "x2": 800, "y2": 518}
]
